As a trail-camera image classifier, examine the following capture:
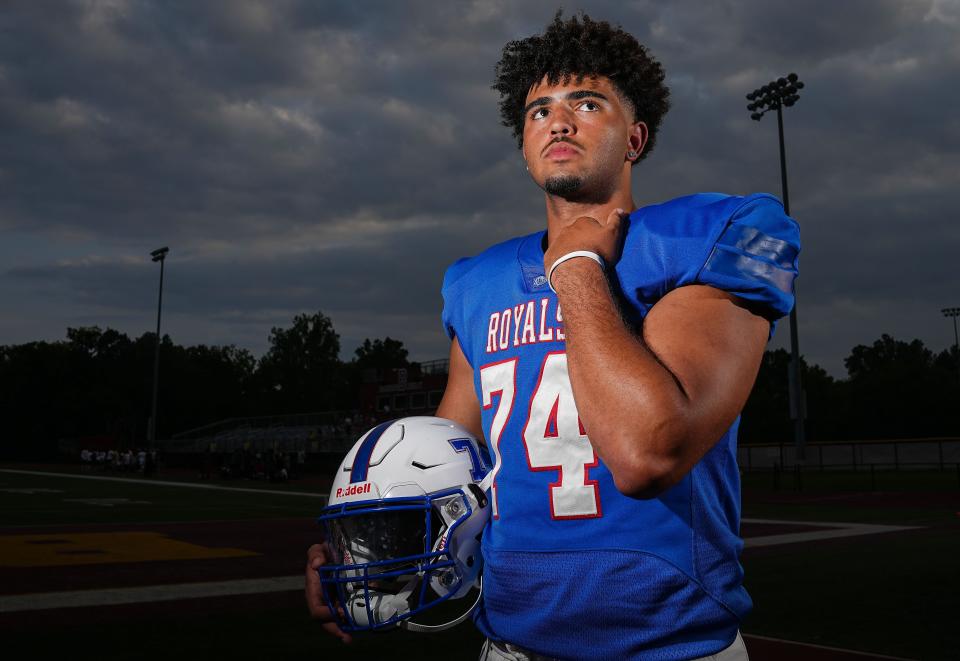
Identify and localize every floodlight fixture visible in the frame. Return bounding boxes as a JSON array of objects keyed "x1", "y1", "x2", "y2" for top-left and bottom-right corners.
[
  {"x1": 148, "y1": 245, "x2": 170, "y2": 447},
  {"x1": 746, "y1": 74, "x2": 805, "y2": 117},
  {"x1": 745, "y1": 72, "x2": 806, "y2": 456}
]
